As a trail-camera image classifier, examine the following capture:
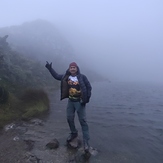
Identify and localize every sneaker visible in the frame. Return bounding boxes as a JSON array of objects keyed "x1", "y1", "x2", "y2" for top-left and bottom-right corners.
[
  {"x1": 67, "y1": 133, "x2": 78, "y2": 143},
  {"x1": 83, "y1": 140, "x2": 90, "y2": 152}
]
